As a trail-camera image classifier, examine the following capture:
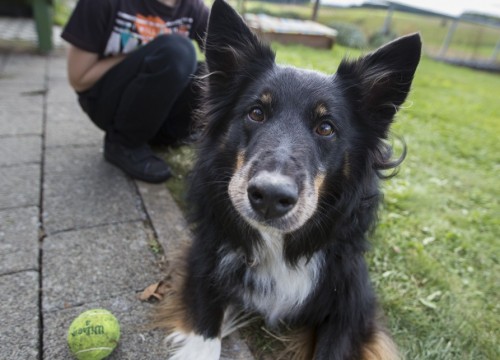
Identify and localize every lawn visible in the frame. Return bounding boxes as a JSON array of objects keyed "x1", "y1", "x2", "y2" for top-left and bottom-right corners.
[
  {"x1": 163, "y1": 40, "x2": 500, "y2": 359},
  {"x1": 366, "y1": 56, "x2": 499, "y2": 359}
]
